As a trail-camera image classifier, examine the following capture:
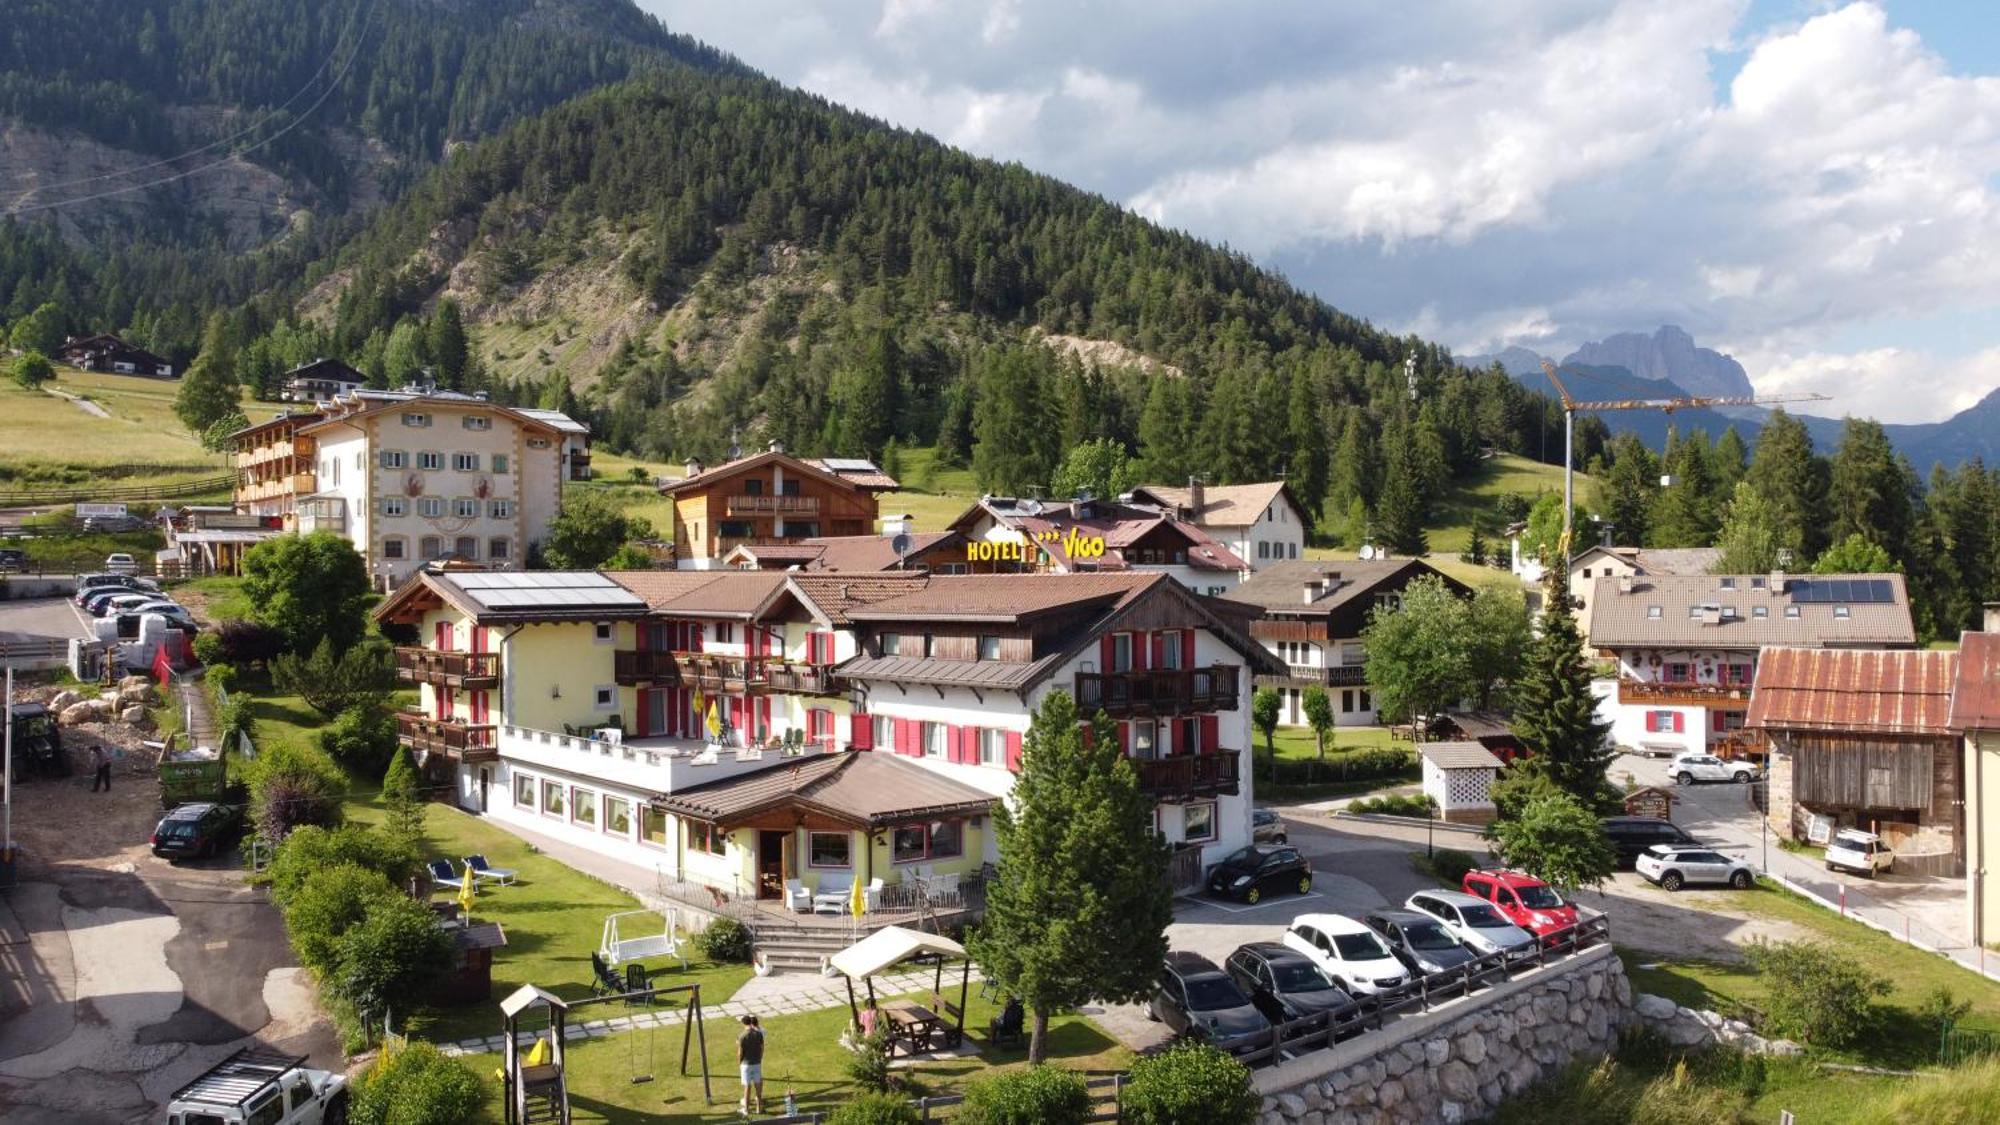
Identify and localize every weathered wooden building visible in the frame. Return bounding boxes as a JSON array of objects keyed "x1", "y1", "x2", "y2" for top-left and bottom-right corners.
[{"x1": 1746, "y1": 646, "x2": 1962, "y2": 875}]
